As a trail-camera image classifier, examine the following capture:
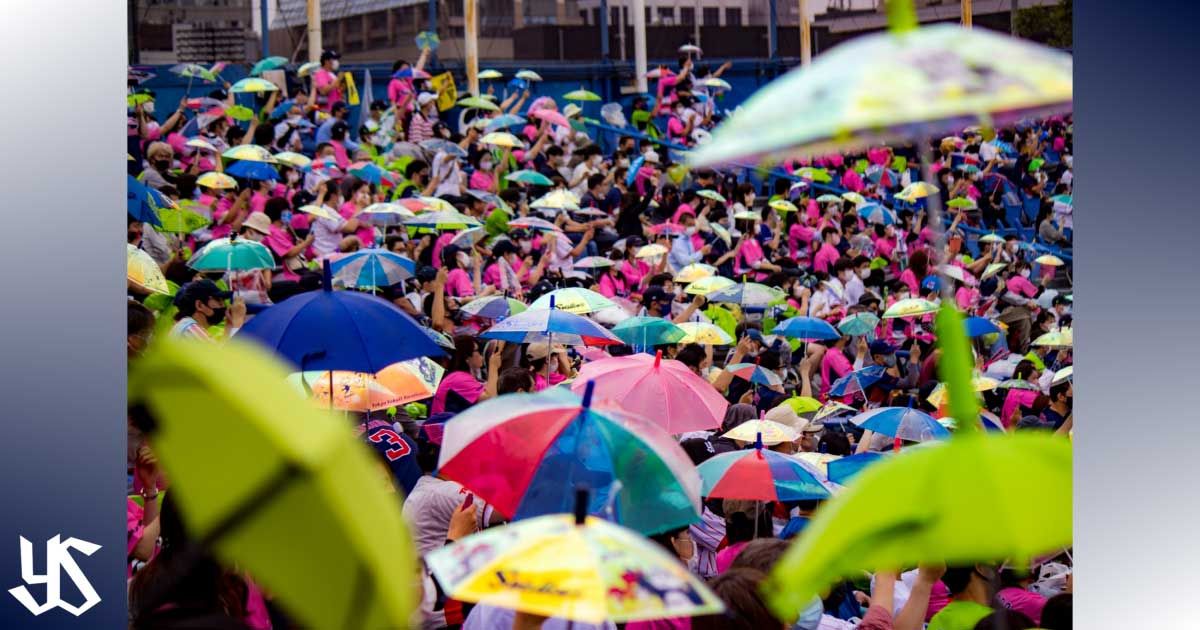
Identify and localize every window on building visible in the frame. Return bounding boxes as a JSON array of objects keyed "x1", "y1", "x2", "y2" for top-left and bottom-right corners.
[
  {"x1": 726, "y1": 7, "x2": 743, "y2": 26},
  {"x1": 657, "y1": 7, "x2": 674, "y2": 25},
  {"x1": 680, "y1": 7, "x2": 695, "y2": 25},
  {"x1": 702, "y1": 7, "x2": 720, "y2": 26},
  {"x1": 610, "y1": 7, "x2": 620, "y2": 25}
]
